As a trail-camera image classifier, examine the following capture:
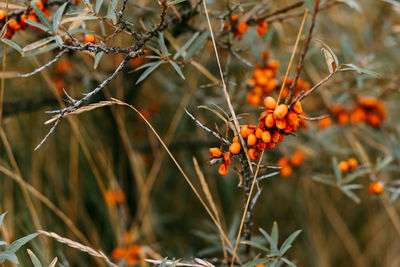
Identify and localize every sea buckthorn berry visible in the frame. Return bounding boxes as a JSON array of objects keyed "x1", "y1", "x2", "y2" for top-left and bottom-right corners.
[
  {"x1": 287, "y1": 112, "x2": 299, "y2": 125},
  {"x1": 237, "y1": 21, "x2": 248, "y2": 34},
  {"x1": 241, "y1": 125, "x2": 252, "y2": 138},
  {"x1": 218, "y1": 163, "x2": 228, "y2": 176},
  {"x1": 292, "y1": 101, "x2": 303, "y2": 114},
  {"x1": 248, "y1": 148, "x2": 259, "y2": 160},
  {"x1": 267, "y1": 142, "x2": 276, "y2": 150},
  {"x1": 255, "y1": 128, "x2": 263, "y2": 139},
  {"x1": 229, "y1": 142, "x2": 241, "y2": 155},
  {"x1": 8, "y1": 19, "x2": 21, "y2": 31},
  {"x1": 272, "y1": 131, "x2": 282, "y2": 143},
  {"x1": 267, "y1": 60, "x2": 279, "y2": 69},
  {"x1": 257, "y1": 20, "x2": 268, "y2": 36},
  {"x1": 233, "y1": 136, "x2": 239, "y2": 143},
  {"x1": 84, "y1": 34, "x2": 97, "y2": 43},
  {"x1": 338, "y1": 161, "x2": 349, "y2": 172},
  {"x1": 261, "y1": 130, "x2": 271, "y2": 143},
  {"x1": 367, "y1": 113, "x2": 381, "y2": 127},
  {"x1": 275, "y1": 119, "x2": 287, "y2": 130},
  {"x1": 350, "y1": 107, "x2": 366, "y2": 123},
  {"x1": 209, "y1": 147, "x2": 222, "y2": 158},
  {"x1": 280, "y1": 165, "x2": 292, "y2": 177},
  {"x1": 265, "y1": 113, "x2": 275, "y2": 128},
  {"x1": 256, "y1": 140, "x2": 267, "y2": 151},
  {"x1": 274, "y1": 104, "x2": 288, "y2": 119},
  {"x1": 348, "y1": 158, "x2": 358, "y2": 169},
  {"x1": 369, "y1": 181, "x2": 384, "y2": 195},
  {"x1": 277, "y1": 157, "x2": 289, "y2": 167},
  {"x1": 223, "y1": 152, "x2": 231, "y2": 165},
  {"x1": 337, "y1": 111, "x2": 349, "y2": 125},
  {"x1": 247, "y1": 133, "x2": 257, "y2": 146},
  {"x1": 263, "y1": 96, "x2": 276, "y2": 110},
  {"x1": 20, "y1": 14, "x2": 29, "y2": 29},
  {"x1": 290, "y1": 151, "x2": 305, "y2": 167},
  {"x1": 35, "y1": 0, "x2": 45, "y2": 10},
  {"x1": 0, "y1": 9, "x2": 6, "y2": 20},
  {"x1": 319, "y1": 117, "x2": 332, "y2": 129},
  {"x1": 246, "y1": 92, "x2": 261, "y2": 106}
]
